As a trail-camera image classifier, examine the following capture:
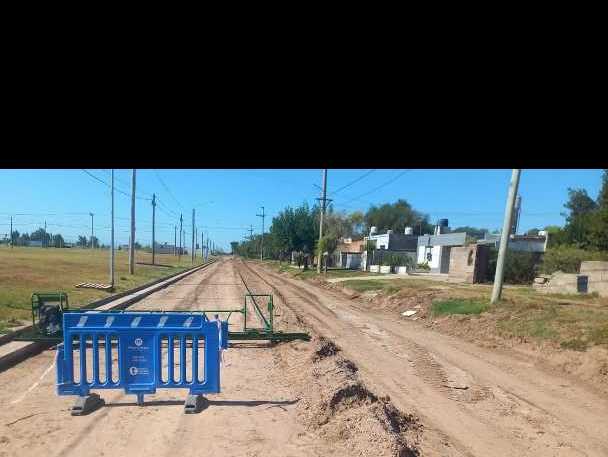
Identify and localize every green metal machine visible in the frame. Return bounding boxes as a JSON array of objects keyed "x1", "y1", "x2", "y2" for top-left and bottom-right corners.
[
  {"x1": 201, "y1": 293, "x2": 310, "y2": 342},
  {"x1": 16, "y1": 292, "x2": 309, "y2": 344}
]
